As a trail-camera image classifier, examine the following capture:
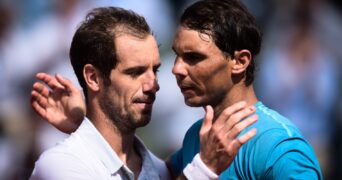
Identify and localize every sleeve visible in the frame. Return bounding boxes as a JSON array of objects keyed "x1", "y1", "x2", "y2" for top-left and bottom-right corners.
[
  {"x1": 169, "y1": 120, "x2": 203, "y2": 176},
  {"x1": 169, "y1": 148, "x2": 184, "y2": 176},
  {"x1": 30, "y1": 151, "x2": 95, "y2": 180},
  {"x1": 264, "y1": 136, "x2": 323, "y2": 179}
]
